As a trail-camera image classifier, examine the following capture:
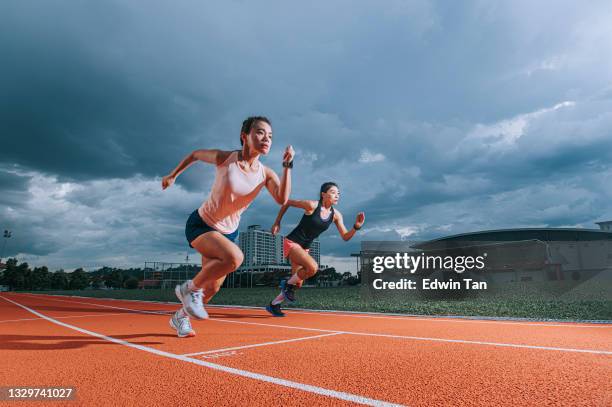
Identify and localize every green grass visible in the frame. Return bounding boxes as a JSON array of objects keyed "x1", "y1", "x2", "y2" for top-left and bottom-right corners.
[{"x1": 26, "y1": 285, "x2": 612, "y2": 321}]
